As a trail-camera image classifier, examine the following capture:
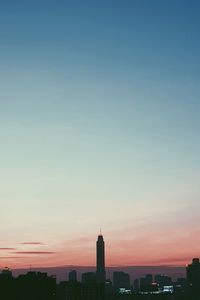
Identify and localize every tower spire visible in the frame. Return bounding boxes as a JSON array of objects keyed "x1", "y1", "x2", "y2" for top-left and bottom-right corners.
[{"x1": 96, "y1": 233, "x2": 105, "y2": 284}]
